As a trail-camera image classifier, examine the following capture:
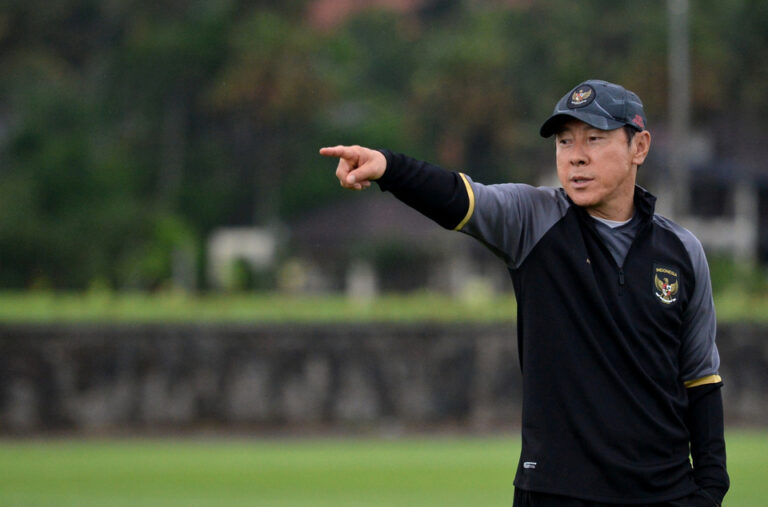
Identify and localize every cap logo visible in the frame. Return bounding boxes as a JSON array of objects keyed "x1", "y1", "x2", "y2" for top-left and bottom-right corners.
[
  {"x1": 653, "y1": 264, "x2": 679, "y2": 305},
  {"x1": 567, "y1": 85, "x2": 595, "y2": 109},
  {"x1": 632, "y1": 114, "x2": 645, "y2": 129}
]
